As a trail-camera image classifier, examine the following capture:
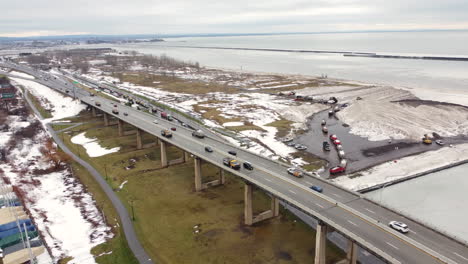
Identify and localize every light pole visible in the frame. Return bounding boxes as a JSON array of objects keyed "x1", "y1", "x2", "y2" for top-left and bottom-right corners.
[{"x1": 130, "y1": 200, "x2": 135, "y2": 221}]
